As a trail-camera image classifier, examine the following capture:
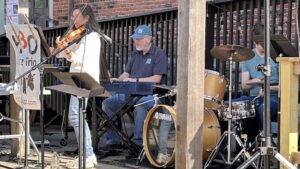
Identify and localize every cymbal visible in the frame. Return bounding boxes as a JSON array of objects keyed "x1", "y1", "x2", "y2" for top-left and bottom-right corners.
[
  {"x1": 153, "y1": 84, "x2": 176, "y2": 91},
  {"x1": 210, "y1": 45, "x2": 255, "y2": 62}
]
